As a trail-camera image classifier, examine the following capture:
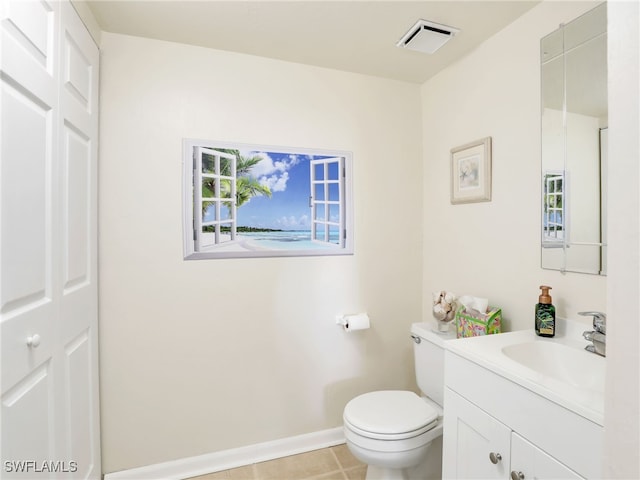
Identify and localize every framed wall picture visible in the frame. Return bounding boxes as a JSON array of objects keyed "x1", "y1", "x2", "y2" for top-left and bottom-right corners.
[
  {"x1": 450, "y1": 137, "x2": 492, "y2": 204},
  {"x1": 182, "y1": 139, "x2": 354, "y2": 259}
]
